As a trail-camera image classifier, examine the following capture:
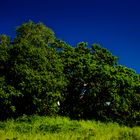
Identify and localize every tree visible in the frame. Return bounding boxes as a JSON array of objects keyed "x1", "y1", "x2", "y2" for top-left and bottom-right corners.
[
  {"x1": 92, "y1": 43, "x2": 118, "y2": 66},
  {"x1": 15, "y1": 21, "x2": 55, "y2": 47},
  {"x1": 0, "y1": 22, "x2": 66, "y2": 119},
  {"x1": 0, "y1": 21, "x2": 140, "y2": 126}
]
